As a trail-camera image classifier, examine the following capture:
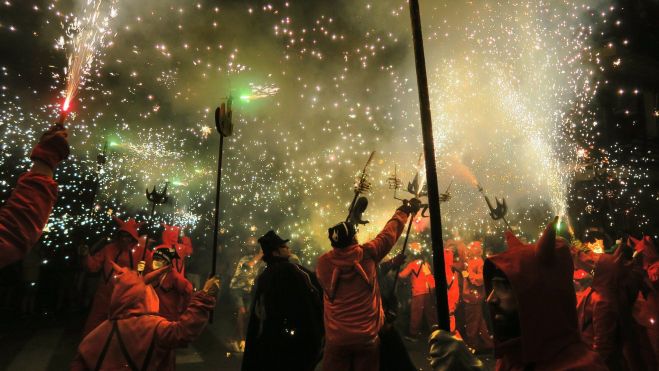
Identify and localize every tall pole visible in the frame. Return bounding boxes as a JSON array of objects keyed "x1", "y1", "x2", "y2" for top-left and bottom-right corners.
[
  {"x1": 211, "y1": 134, "x2": 224, "y2": 278},
  {"x1": 408, "y1": 0, "x2": 450, "y2": 331},
  {"x1": 210, "y1": 98, "x2": 233, "y2": 323}
]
